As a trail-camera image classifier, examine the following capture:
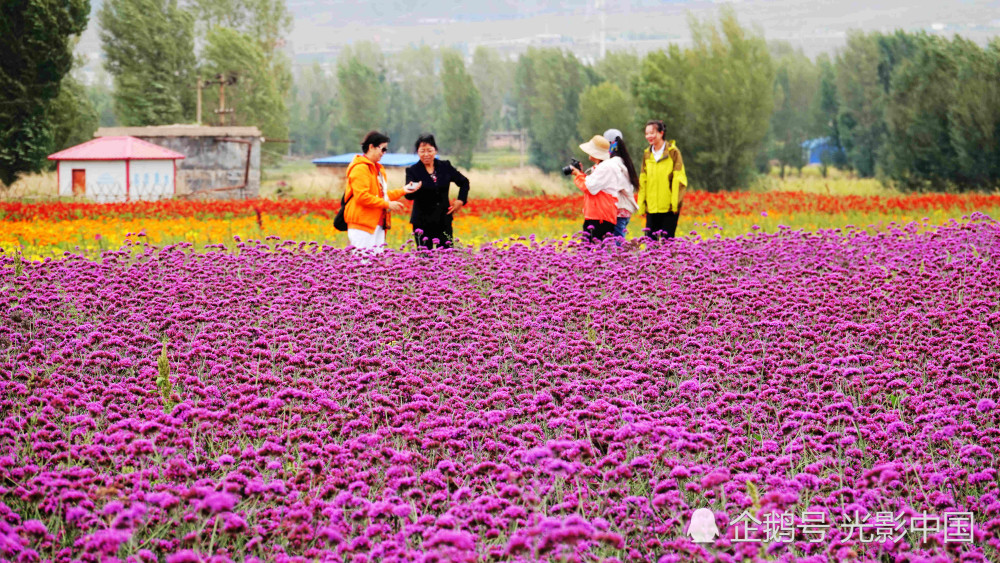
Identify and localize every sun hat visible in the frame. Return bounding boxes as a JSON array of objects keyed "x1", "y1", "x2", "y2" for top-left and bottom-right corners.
[
  {"x1": 603, "y1": 128, "x2": 623, "y2": 143},
  {"x1": 579, "y1": 135, "x2": 611, "y2": 161}
]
